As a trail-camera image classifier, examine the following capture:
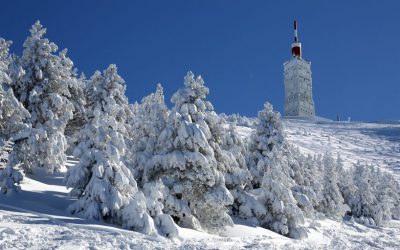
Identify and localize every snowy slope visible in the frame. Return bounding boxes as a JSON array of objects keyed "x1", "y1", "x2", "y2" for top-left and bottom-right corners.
[
  {"x1": 284, "y1": 119, "x2": 400, "y2": 179},
  {"x1": 1, "y1": 119, "x2": 400, "y2": 249},
  {"x1": 236, "y1": 119, "x2": 400, "y2": 178}
]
